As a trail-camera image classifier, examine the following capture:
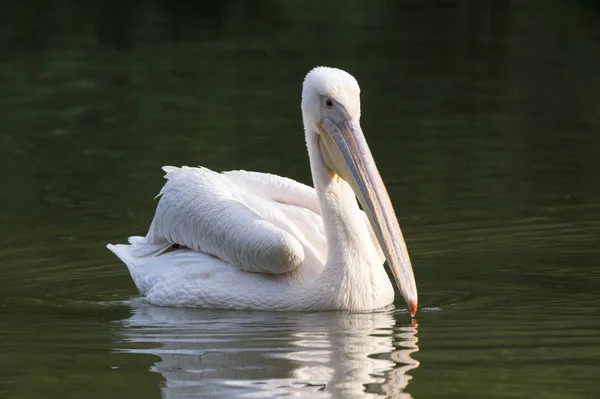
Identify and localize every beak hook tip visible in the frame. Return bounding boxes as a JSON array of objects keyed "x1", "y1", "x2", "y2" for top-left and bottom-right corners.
[{"x1": 409, "y1": 300, "x2": 418, "y2": 317}]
